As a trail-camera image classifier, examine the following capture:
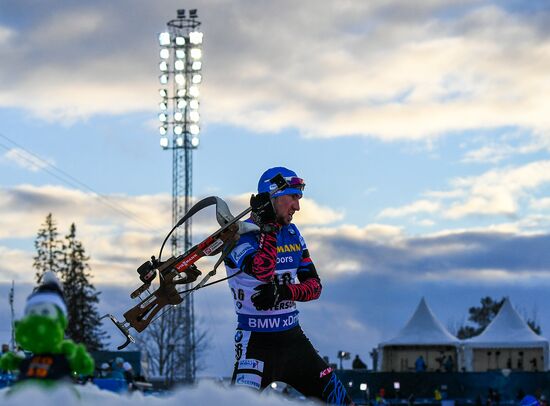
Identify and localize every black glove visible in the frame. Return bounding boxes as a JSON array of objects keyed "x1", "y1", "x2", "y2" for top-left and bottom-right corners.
[
  {"x1": 250, "y1": 192, "x2": 276, "y2": 225},
  {"x1": 251, "y1": 282, "x2": 282, "y2": 311}
]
